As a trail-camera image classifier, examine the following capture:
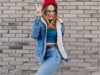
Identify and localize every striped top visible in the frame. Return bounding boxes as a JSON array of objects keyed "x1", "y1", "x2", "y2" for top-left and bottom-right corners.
[{"x1": 46, "y1": 29, "x2": 57, "y2": 43}]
